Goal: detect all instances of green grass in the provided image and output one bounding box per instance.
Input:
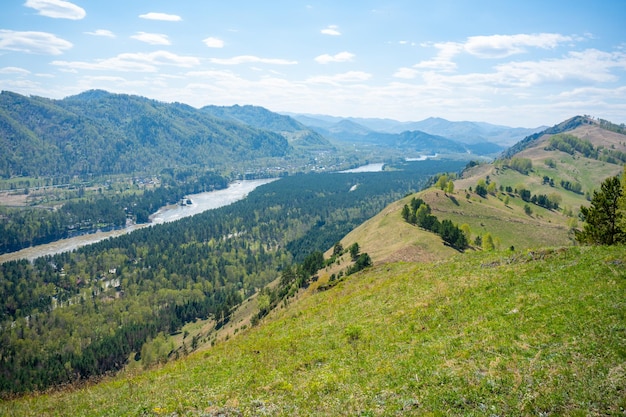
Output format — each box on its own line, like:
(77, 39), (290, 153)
(4, 245), (625, 416)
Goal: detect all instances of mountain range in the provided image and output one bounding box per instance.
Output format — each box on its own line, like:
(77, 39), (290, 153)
(287, 113), (545, 146)
(0, 91), (338, 179)
(0, 90), (550, 180)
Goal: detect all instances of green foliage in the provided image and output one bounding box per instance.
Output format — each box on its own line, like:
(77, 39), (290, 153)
(349, 242), (360, 261)
(547, 133), (597, 158)
(332, 242), (343, 256)
(506, 157), (533, 175)
(576, 175), (626, 245)
(285, 160), (467, 262)
(435, 174), (449, 190)
(524, 204), (533, 216)
(481, 232), (495, 251)
(346, 252), (372, 276)
(445, 180), (455, 194)
(560, 179), (583, 194)
(0, 90), (290, 179)
(403, 197), (468, 250)
(501, 115), (592, 159)
(545, 131), (626, 164)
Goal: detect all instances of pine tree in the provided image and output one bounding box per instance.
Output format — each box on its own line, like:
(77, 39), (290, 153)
(576, 175), (625, 245)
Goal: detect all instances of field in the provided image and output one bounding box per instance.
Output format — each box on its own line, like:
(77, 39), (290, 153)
(3, 245), (625, 416)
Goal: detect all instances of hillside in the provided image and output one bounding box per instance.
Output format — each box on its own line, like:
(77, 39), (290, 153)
(333, 183), (573, 268)
(0, 90), (292, 178)
(5, 245), (624, 416)
(458, 116), (626, 223)
(327, 113), (625, 287)
(201, 104), (334, 151)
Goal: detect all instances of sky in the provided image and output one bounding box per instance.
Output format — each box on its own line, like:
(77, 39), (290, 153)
(0, 0), (625, 127)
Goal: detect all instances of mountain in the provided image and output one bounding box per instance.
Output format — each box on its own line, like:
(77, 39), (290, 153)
(290, 114), (526, 157)
(290, 113), (543, 147)
(502, 115), (626, 159)
(201, 104), (335, 151)
(401, 117), (544, 146)
(0, 90), (291, 178)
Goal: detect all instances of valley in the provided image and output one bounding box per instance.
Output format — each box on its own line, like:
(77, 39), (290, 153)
(0, 178), (275, 263)
(0, 90), (625, 416)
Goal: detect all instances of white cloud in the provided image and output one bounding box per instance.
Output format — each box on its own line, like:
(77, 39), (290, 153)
(186, 70), (239, 80)
(203, 37), (224, 48)
(85, 29), (115, 38)
(558, 85), (626, 100)
(209, 55), (297, 65)
(321, 25), (341, 36)
(413, 41), (462, 73)
(314, 51), (355, 64)
(413, 33), (575, 75)
(131, 32), (171, 46)
(393, 67), (419, 79)
(24, 0), (85, 20)
(0, 66), (31, 75)
(139, 12), (182, 21)
(0, 30), (72, 55)
(52, 50), (200, 72)
(493, 49), (626, 86)
(464, 33), (573, 59)
(306, 71), (372, 85)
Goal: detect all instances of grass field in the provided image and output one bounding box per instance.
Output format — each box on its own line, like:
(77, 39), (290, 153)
(4, 245), (625, 416)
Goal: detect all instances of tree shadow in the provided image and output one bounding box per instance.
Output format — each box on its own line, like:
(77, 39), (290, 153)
(447, 195), (460, 206)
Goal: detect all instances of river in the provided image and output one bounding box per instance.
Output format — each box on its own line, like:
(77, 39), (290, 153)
(339, 163), (385, 173)
(0, 179), (276, 263)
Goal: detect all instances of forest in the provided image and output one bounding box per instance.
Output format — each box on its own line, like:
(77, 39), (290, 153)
(0, 91), (294, 178)
(0, 159), (467, 395)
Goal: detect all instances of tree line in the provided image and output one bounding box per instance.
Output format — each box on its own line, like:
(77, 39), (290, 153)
(401, 196), (468, 250)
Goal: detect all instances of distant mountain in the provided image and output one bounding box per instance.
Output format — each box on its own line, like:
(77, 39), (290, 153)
(289, 113), (543, 148)
(290, 114), (503, 157)
(201, 105), (334, 151)
(0, 90), (292, 178)
(400, 117), (544, 146)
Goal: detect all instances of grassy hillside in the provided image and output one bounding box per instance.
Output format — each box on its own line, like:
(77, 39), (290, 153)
(334, 118), (625, 261)
(334, 184), (573, 266)
(4, 245), (624, 416)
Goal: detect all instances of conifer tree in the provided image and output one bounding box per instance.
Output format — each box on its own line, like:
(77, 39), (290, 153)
(576, 175), (625, 245)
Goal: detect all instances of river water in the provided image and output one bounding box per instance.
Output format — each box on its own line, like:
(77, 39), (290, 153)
(339, 163), (385, 173)
(0, 179), (276, 263)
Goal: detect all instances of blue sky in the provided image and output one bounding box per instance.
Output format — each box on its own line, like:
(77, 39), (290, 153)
(0, 0), (625, 127)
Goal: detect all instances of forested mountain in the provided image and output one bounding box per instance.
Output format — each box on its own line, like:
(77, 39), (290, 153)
(289, 113), (541, 148)
(314, 126), (479, 155)
(0, 90), (291, 178)
(201, 104), (334, 151)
